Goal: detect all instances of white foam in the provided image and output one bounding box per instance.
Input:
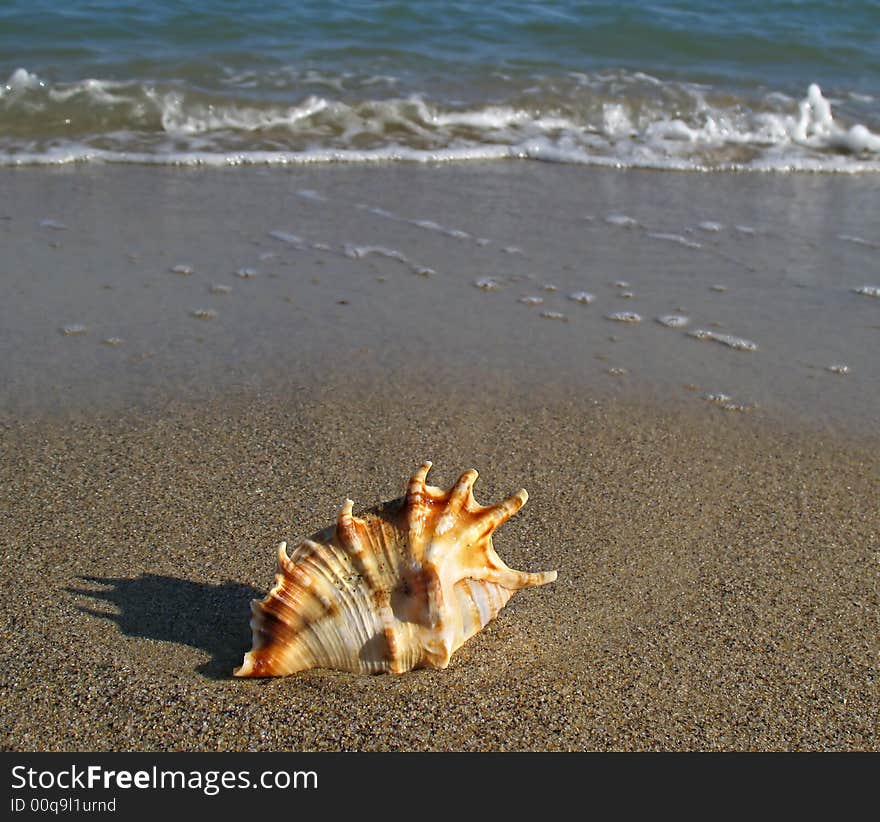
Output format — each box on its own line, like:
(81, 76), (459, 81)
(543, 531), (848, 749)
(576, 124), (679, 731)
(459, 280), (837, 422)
(703, 392), (755, 412)
(2, 68), (43, 94)
(39, 218), (67, 230)
(568, 291), (595, 304)
(605, 214), (638, 227)
(698, 221), (723, 232)
(605, 311), (642, 323)
(268, 231), (306, 248)
(297, 189), (327, 202)
(647, 232), (703, 249)
(540, 311), (567, 321)
(518, 296), (544, 305)
(656, 314), (690, 328)
(2, 80), (879, 173)
(343, 244), (408, 264)
(191, 308), (217, 319)
(236, 267), (258, 278)
(61, 323), (88, 335)
(689, 329), (758, 351)
(839, 235), (880, 249)
(410, 219), (471, 240)
(474, 277), (502, 291)
(827, 364), (850, 375)
(853, 285), (880, 298)
(170, 264), (194, 275)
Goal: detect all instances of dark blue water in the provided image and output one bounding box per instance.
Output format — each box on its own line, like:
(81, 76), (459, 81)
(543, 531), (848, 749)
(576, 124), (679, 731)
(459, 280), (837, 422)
(1, 1), (878, 169)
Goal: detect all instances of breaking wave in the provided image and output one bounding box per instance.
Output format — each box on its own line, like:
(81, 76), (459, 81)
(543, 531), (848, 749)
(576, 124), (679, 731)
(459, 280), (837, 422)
(1, 68), (878, 172)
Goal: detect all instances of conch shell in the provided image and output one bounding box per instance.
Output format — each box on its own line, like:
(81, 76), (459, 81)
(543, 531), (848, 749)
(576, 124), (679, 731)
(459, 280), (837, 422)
(234, 462), (557, 677)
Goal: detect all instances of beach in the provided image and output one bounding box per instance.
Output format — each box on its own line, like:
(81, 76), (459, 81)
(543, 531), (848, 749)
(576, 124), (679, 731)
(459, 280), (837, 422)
(1, 162), (878, 751)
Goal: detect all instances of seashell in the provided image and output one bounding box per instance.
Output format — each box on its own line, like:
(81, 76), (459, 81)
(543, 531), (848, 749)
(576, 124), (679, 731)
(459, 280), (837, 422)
(234, 462), (557, 677)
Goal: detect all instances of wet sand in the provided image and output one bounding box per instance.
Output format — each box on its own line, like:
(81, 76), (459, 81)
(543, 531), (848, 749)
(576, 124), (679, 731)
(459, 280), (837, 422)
(1, 163), (878, 428)
(1, 164), (878, 751)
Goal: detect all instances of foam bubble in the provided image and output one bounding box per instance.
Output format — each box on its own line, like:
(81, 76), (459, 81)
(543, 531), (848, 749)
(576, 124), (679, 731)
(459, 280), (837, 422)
(605, 214), (638, 227)
(343, 245), (409, 265)
(474, 277), (502, 291)
(568, 291), (595, 304)
(236, 267), (259, 278)
(647, 232), (702, 249)
(656, 314), (689, 328)
(827, 364), (850, 375)
(39, 219), (67, 230)
(540, 311), (567, 321)
(838, 235), (880, 248)
(297, 189), (327, 202)
(698, 221), (723, 232)
(853, 285), (880, 298)
(170, 264), (194, 275)
(518, 296), (544, 305)
(606, 311), (642, 323)
(689, 329), (758, 351)
(61, 323), (87, 335)
(3, 68), (43, 94)
(210, 284), (232, 295)
(703, 392), (755, 412)
(102, 337), (124, 346)
(191, 308), (217, 319)
(268, 231), (306, 248)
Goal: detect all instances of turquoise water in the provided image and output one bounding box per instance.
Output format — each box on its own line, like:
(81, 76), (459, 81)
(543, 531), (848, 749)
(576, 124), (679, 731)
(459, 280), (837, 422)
(1, 1), (878, 170)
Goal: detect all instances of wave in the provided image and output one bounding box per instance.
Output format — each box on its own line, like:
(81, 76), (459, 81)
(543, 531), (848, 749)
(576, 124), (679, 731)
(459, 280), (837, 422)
(1, 68), (879, 172)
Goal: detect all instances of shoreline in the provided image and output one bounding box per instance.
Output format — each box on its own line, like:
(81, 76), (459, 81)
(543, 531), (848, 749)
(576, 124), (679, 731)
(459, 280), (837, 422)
(1, 162), (878, 432)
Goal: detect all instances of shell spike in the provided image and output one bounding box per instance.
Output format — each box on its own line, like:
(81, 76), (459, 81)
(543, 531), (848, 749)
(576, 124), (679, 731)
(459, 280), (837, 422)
(479, 488), (528, 533)
(276, 541), (291, 572)
(482, 565), (558, 591)
(406, 460), (433, 500)
(448, 468), (479, 512)
(338, 498), (355, 519)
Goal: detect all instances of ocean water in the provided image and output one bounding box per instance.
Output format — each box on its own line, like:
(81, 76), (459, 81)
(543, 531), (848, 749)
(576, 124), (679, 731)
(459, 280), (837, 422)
(1, 0), (878, 171)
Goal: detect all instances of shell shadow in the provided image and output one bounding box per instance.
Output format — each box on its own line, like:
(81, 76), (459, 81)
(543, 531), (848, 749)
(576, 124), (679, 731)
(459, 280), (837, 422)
(68, 575), (262, 680)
